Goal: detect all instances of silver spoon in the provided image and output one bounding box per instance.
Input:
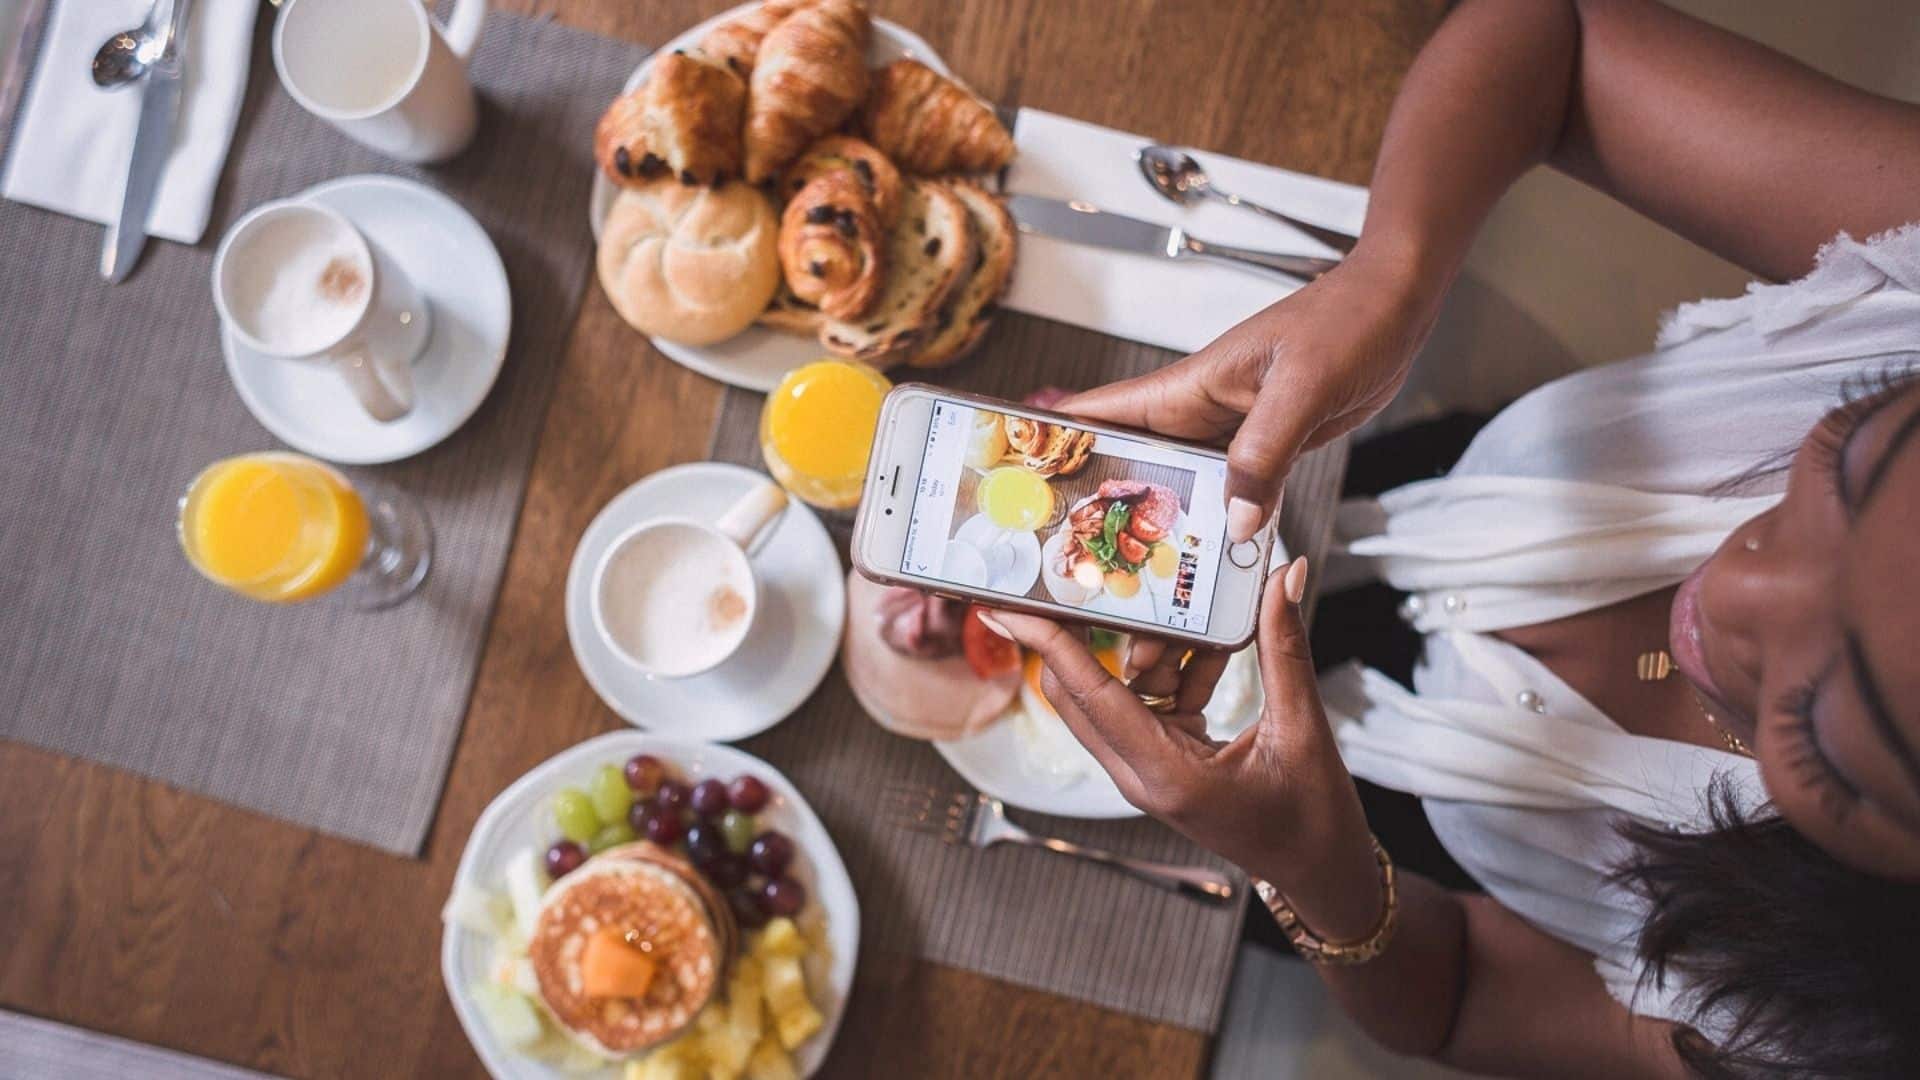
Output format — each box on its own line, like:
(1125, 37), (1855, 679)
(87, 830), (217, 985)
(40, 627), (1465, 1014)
(91, 0), (173, 89)
(1137, 144), (1358, 254)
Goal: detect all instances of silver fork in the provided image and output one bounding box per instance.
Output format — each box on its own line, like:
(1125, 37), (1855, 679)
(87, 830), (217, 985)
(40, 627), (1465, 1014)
(885, 785), (1236, 903)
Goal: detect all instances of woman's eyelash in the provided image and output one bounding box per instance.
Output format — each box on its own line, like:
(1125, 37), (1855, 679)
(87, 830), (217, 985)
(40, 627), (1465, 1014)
(1808, 366), (1920, 498)
(1777, 680), (1860, 822)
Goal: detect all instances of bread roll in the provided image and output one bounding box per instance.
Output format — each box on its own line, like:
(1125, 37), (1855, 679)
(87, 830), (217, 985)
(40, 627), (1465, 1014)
(598, 180), (780, 345)
(904, 180), (1017, 368)
(595, 50), (746, 188)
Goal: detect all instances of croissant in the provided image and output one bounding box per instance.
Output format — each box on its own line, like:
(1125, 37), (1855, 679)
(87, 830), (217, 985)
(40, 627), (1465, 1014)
(743, 0), (870, 184)
(595, 49), (746, 187)
(778, 135), (903, 227)
(863, 59), (1014, 175)
(700, 0), (817, 78)
(778, 172), (885, 320)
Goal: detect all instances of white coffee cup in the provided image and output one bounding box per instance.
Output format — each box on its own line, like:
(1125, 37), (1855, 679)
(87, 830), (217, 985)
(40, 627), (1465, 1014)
(212, 199), (432, 422)
(592, 482), (790, 679)
(273, 0), (488, 164)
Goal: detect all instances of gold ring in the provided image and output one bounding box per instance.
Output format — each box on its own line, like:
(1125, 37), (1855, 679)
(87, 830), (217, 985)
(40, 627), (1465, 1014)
(1134, 691), (1178, 714)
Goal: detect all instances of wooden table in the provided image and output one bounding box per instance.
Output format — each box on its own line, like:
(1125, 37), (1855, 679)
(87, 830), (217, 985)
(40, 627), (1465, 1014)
(0, 1), (1443, 1075)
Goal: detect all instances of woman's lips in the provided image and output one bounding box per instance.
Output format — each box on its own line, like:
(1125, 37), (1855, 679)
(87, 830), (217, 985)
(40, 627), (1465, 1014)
(1670, 568), (1730, 706)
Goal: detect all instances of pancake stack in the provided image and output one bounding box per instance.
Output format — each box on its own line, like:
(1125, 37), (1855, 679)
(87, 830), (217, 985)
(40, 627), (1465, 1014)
(528, 842), (738, 1058)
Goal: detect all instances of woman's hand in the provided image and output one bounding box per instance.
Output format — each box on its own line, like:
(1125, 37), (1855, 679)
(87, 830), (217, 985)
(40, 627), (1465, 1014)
(1062, 246), (1442, 543)
(984, 560), (1383, 935)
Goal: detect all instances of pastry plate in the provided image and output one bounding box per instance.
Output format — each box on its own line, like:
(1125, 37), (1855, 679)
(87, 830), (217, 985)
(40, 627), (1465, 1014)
(588, 4), (954, 393)
(442, 731), (858, 1079)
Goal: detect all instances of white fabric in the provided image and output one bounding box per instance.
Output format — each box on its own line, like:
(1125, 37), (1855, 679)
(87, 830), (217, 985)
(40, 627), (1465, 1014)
(3, 0), (260, 244)
(1325, 223), (1920, 1036)
(1002, 109), (1367, 354)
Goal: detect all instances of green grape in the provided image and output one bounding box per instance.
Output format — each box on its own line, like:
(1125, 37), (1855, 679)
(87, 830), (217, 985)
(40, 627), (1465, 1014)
(589, 763), (634, 823)
(588, 821), (636, 854)
(551, 788), (599, 843)
(718, 810), (757, 855)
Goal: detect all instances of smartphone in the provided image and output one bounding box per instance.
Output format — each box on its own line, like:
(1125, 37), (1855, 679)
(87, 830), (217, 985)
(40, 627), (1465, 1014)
(851, 384), (1273, 650)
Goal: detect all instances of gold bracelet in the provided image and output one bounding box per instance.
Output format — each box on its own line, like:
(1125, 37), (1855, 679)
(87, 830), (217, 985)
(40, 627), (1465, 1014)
(1251, 834), (1398, 965)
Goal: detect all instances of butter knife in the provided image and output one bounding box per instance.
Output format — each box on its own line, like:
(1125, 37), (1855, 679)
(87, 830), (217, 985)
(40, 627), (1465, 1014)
(1007, 193), (1341, 283)
(101, 0), (192, 283)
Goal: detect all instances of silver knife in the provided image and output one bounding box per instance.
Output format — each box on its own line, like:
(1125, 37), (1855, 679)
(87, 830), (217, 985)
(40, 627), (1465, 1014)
(1007, 193), (1341, 283)
(101, 0), (192, 283)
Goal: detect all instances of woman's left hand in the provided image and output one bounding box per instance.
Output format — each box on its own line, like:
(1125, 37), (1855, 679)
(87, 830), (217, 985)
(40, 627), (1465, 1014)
(984, 560), (1378, 906)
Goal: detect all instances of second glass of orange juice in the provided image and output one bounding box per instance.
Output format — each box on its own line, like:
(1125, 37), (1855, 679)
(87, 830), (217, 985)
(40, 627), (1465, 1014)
(759, 359), (891, 511)
(179, 452), (431, 609)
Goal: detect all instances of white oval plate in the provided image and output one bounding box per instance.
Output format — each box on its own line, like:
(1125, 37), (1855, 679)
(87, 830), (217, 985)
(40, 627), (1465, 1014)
(565, 463), (845, 742)
(225, 175), (512, 465)
(931, 537), (1285, 819)
(587, 5), (953, 393)
(442, 731), (859, 1080)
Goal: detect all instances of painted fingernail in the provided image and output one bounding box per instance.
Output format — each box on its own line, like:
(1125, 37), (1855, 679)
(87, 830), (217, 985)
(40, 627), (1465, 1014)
(1283, 556), (1309, 606)
(1227, 497), (1263, 544)
(976, 612), (1014, 640)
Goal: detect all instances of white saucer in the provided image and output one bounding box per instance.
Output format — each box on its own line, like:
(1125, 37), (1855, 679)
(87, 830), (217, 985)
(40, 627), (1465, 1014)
(223, 175), (512, 465)
(565, 463), (845, 741)
(952, 513), (1042, 595)
(587, 6), (953, 393)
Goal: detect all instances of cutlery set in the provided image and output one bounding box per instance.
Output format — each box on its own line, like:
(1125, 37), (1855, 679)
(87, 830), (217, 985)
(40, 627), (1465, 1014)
(96, 0), (193, 282)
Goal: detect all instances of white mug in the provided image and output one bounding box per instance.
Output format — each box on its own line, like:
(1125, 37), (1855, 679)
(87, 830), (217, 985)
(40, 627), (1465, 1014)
(273, 0), (488, 164)
(592, 483), (790, 679)
(212, 199), (432, 422)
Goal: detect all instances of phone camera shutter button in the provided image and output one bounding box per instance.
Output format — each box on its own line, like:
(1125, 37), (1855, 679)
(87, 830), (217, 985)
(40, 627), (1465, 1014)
(1228, 541), (1260, 569)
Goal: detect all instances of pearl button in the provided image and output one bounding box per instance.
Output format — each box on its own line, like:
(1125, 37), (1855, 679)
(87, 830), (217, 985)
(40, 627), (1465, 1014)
(1397, 594), (1426, 623)
(1443, 594), (1465, 614)
(1516, 690), (1546, 713)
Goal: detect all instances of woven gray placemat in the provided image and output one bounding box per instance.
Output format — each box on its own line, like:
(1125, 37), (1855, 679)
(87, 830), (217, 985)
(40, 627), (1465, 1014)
(0, 15), (643, 854)
(710, 313), (1347, 1033)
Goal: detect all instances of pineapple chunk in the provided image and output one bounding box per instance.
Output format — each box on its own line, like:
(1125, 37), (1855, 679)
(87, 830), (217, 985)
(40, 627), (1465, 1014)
(744, 1037), (799, 1080)
(772, 1000), (823, 1051)
(626, 1056), (701, 1080)
(753, 918), (808, 960)
(760, 956), (809, 1018)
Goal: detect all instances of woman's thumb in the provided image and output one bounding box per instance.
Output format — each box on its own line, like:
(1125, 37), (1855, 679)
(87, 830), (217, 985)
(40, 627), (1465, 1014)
(1256, 557), (1320, 717)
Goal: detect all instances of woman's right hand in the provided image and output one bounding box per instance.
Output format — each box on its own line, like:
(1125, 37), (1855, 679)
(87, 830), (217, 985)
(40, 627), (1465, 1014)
(1062, 244), (1442, 542)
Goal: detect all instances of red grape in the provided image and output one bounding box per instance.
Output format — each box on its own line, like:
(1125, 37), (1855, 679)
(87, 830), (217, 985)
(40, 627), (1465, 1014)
(689, 778), (731, 818)
(756, 876), (807, 917)
(544, 840), (586, 879)
(654, 779), (691, 813)
(747, 831), (795, 877)
(728, 887), (770, 929)
(684, 822), (726, 866)
(640, 806), (685, 846)
(727, 775), (770, 813)
(623, 754), (667, 796)
(703, 853), (749, 889)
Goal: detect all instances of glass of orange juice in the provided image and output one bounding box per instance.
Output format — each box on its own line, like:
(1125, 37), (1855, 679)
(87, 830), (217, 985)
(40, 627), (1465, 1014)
(759, 359), (891, 511)
(178, 452), (431, 609)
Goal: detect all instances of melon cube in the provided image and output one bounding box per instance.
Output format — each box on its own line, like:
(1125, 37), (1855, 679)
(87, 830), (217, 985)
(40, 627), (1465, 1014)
(753, 918), (808, 960)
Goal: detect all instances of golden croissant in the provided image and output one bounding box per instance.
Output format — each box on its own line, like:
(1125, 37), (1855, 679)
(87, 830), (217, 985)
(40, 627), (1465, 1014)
(863, 59), (1014, 175)
(743, 0), (871, 184)
(700, 0), (818, 79)
(778, 172), (885, 320)
(594, 49), (745, 187)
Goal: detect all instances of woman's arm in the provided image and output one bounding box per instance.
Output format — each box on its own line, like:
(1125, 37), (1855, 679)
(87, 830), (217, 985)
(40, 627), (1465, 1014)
(988, 569), (1690, 1077)
(1068, 0), (1920, 528)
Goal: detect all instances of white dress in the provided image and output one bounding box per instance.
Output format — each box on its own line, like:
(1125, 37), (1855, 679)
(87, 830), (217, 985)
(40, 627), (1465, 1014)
(1321, 223), (1920, 1038)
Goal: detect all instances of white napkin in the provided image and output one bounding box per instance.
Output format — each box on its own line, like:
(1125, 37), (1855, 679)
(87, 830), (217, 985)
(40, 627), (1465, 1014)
(3, 0), (260, 245)
(1002, 109), (1369, 355)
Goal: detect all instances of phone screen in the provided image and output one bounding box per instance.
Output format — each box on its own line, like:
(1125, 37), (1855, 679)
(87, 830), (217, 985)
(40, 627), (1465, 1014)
(900, 398), (1231, 635)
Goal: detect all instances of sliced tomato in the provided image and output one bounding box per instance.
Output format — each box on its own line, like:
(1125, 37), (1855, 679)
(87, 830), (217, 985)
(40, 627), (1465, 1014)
(961, 606), (1022, 679)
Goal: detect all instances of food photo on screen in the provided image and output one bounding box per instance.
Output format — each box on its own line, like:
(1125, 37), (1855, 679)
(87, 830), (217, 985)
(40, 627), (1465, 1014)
(900, 400), (1229, 635)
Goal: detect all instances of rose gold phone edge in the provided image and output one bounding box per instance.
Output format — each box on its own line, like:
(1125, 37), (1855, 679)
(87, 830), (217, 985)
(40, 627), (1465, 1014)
(850, 383), (1271, 652)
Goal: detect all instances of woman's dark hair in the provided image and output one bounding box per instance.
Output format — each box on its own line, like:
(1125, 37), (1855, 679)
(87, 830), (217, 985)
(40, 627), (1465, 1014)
(1613, 777), (1920, 1078)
